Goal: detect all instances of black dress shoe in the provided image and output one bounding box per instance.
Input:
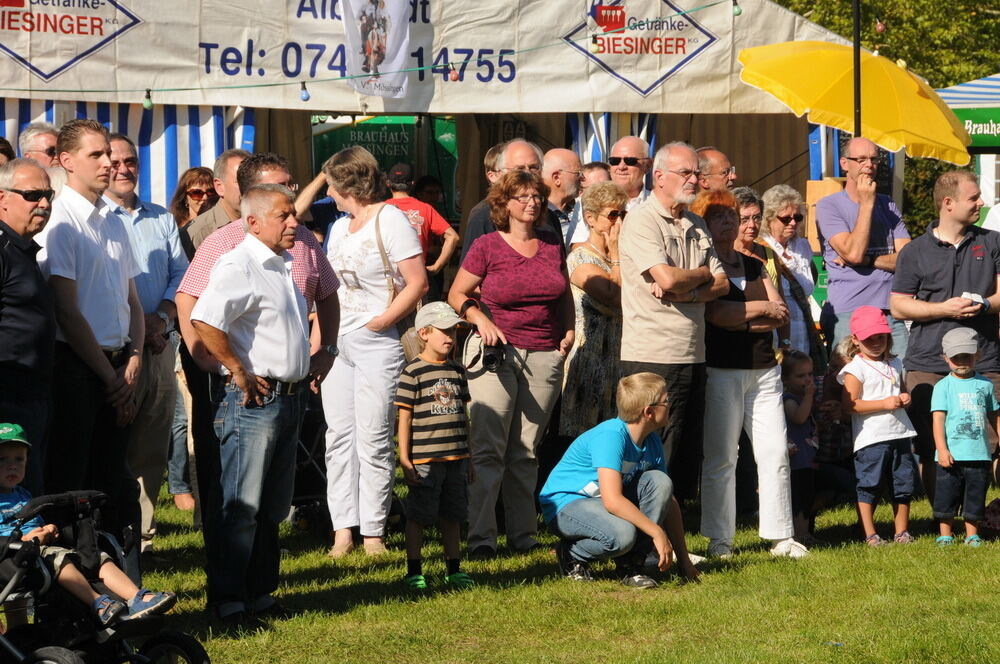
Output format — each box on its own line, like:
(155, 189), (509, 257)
(468, 544), (497, 559)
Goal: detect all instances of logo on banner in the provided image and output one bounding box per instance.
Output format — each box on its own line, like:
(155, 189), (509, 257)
(341, 0), (410, 99)
(564, 0), (717, 97)
(0, 0), (141, 81)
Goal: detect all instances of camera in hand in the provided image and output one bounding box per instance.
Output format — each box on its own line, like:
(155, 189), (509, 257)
(482, 343), (505, 373)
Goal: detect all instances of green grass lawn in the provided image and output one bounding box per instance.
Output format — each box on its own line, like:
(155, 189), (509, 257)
(144, 489), (1000, 664)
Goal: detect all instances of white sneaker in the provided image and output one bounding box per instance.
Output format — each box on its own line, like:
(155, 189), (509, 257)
(707, 539), (734, 559)
(770, 537), (809, 559)
(642, 551), (707, 569)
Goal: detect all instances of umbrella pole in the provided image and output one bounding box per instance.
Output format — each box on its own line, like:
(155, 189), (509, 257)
(852, 0), (862, 136)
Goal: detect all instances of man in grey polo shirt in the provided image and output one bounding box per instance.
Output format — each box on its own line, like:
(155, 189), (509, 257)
(890, 170), (998, 502)
(619, 141), (728, 502)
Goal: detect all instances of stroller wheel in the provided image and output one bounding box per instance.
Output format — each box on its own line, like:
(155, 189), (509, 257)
(138, 630), (210, 664)
(23, 647), (85, 664)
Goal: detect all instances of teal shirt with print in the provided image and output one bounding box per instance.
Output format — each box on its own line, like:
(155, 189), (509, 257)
(538, 418), (666, 523)
(930, 372), (1000, 461)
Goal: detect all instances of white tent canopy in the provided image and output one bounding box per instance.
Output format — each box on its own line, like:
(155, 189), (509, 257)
(0, 0), (847, 114)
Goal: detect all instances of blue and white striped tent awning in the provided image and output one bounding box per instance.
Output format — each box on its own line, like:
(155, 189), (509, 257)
(936, 74), (1000, 110)
(567, 113), (658, 163)
(1, 98), (257, 208)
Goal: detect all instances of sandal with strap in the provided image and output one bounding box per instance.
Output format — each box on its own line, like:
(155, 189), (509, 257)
(92, 593), (128, 626)
(936, 535), (954, 546)
(964, 534), (984, 547)
(864, 533), (883, 547)
(127, 588), (177, 620)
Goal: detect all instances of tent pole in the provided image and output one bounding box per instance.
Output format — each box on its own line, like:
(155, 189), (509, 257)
(852, 0), (862, 136)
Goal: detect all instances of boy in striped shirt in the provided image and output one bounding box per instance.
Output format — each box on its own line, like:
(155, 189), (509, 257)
(395, 301), (474, 590)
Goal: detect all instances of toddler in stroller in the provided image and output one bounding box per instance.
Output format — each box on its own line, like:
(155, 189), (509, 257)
(0, 423), (176, 627)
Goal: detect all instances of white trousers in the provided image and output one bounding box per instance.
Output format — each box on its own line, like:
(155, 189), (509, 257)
(322, 326), (404, 536)
(700, 365), (793, 541)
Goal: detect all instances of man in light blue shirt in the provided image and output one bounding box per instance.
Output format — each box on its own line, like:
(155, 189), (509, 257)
(104, 132), (188, 555)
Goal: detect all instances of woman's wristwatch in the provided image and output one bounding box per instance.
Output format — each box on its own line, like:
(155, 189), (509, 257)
(459, 298), (480, 320)
(324, 345), (339, 358)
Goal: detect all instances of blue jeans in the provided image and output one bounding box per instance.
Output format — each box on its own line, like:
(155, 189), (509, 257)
(552, 470), (672, 563)
(212, 381), (306, 606)
(825, 306), (909, 359)
(167, 383), (192, 495)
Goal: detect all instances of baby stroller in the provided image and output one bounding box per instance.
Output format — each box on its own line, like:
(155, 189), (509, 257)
(0, 490), (209, 664)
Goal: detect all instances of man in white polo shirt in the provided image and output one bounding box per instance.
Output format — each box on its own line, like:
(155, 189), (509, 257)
(36, 118), (144, 557)
(191, 184), (335, 628)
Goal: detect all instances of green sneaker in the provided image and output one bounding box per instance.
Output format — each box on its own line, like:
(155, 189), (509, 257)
(444, 572), (475, 589)
(404, 574), (428, 590)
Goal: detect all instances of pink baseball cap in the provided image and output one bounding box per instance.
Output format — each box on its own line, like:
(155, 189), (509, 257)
(850, 306), (891, 341)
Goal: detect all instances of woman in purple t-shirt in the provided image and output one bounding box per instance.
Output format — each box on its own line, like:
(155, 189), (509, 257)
(448, 170), (574, 557)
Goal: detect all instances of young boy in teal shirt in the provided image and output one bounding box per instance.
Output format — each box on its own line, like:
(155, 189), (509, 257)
(930, 328), (1000, 547)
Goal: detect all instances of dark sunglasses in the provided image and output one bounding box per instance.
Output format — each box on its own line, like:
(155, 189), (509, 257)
(776, 213), (804, 224)
(608, 156), (647, 167)
(28, 147), (58, 158)
(5, 188), (55, 202)
(602, 209), (627, 221)
(186, 188), (217, 200)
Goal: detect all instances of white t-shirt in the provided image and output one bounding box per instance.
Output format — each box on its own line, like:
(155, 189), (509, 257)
(837, 355), (916, 451)
(191, 234), (310, 383)
(36, 186), (139, 349)
(325, 205), (422, 335)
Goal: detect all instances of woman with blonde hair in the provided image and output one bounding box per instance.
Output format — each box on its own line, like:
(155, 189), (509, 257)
(322, 146), (427, 557)
(560, 181), (628, 437)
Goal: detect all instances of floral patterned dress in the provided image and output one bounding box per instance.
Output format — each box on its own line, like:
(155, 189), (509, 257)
(559, 246), (623, 437)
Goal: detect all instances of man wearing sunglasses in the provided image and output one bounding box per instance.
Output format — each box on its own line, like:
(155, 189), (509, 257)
(17, 123), (59, 168)
(103, 133), (190, 558)
(0, 159), (56, 496)
(35, 119), (145, 564)
(696, 147), (737, 192)
(816, 137), (911, 354)
(608, 136), (653, 210)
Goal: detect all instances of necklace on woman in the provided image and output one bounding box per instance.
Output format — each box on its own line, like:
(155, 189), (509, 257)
(585, 241), (611, 264)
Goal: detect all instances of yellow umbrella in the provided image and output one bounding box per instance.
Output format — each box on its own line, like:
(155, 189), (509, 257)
(738, 41), (971, 166)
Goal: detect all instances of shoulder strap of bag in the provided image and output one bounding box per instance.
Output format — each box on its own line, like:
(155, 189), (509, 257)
(372, 206), (395, 307)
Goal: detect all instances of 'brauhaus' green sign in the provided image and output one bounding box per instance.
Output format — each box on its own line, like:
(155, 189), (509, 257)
(953, 108), (1000, 149)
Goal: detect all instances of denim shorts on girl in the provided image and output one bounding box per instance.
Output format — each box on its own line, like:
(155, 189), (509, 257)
(854, 438), (917, 504)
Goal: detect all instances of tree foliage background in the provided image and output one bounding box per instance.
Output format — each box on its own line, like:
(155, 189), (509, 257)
(774, 0), (1000, 236)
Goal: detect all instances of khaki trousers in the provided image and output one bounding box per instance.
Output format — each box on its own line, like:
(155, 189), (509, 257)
(464, 336), (564, 551)
(127, 344), (177, 549)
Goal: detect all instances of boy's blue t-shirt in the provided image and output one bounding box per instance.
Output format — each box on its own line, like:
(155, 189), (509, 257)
(0, 487), (44, 537)
(930, 372), (1000, 461)
(539, 418), (666, 523)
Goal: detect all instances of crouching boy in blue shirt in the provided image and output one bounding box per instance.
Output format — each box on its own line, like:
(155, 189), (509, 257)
(539, 373), (699, 588)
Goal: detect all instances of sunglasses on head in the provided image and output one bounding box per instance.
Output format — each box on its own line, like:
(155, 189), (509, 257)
(602, 209), (627, 221)
(776, 213), (804, 224)
(186, 188), (216, 200)
(5, 188), (55, 203)
(608, 156), (646, 167)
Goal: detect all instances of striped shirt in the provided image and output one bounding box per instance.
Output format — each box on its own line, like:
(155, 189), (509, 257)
(395, 358), (470, 464)
(177, 220), (338, 309)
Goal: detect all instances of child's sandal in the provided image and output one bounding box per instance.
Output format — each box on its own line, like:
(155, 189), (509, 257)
(936, 535), (954, 546)
(126, 588), (177, 620)
(864, 533), (883, 547)
(964, 534), (984, 547)
(92, 593), (128, 626)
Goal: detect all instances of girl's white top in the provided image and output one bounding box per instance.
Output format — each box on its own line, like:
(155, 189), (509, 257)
(837, 355), (916, 451)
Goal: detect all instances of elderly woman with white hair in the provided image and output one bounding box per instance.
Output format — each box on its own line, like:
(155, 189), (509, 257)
(760, 184), (818, 357)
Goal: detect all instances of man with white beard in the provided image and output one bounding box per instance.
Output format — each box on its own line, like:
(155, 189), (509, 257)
(618, 141), (728, 504)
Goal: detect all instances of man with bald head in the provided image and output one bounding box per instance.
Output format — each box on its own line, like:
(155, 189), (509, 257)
(542, 148), (582, 249)
(459, 138), (561, 261)
(609, 136), (652, 210)
(817, 137), (911, 352)
(0, 159), (56, 493)
(619, 141), (729, 502)
(697, 147), (737, 191)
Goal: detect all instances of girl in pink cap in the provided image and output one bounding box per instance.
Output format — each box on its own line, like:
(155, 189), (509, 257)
(837, 305), (918, 546)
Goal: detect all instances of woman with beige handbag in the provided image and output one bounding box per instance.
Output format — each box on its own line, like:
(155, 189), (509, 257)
(321, 147), (427, 557)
